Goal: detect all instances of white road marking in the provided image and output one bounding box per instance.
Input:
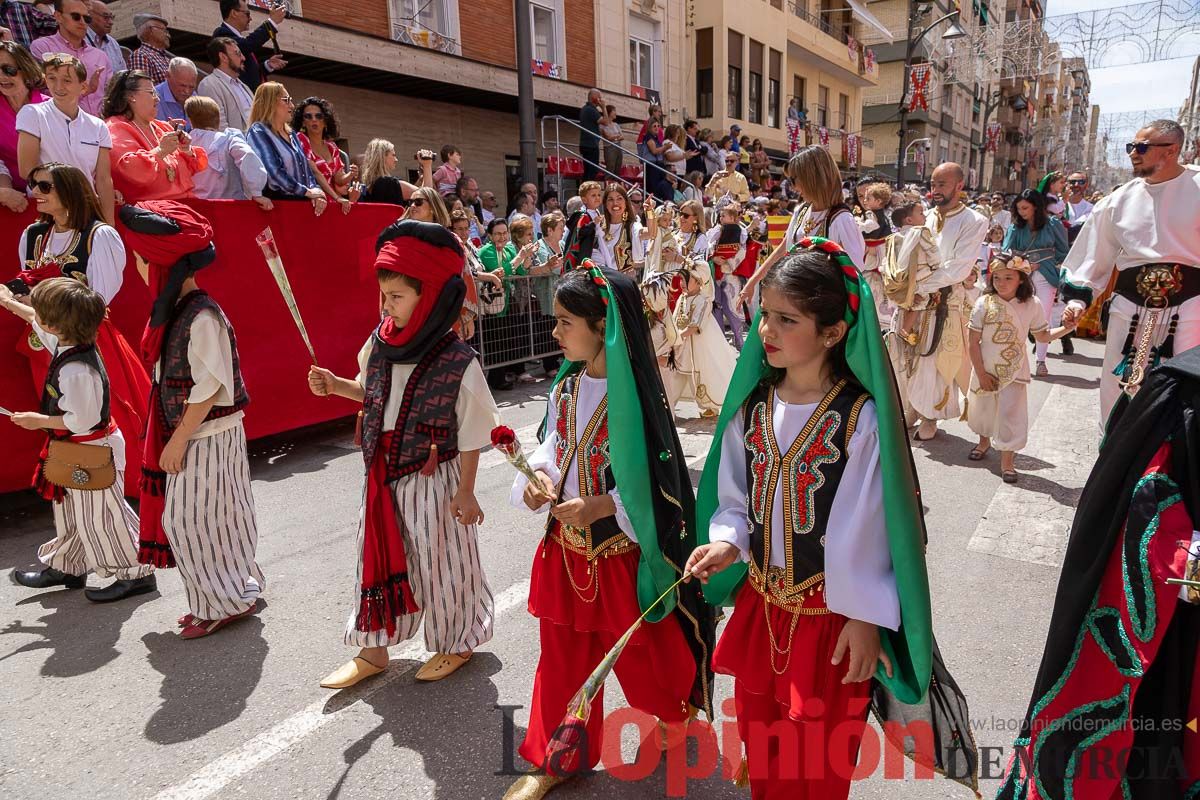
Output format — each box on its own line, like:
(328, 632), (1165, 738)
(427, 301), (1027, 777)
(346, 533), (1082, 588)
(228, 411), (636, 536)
(154, 580), (531, 800)
(966, 382), (1100, 566)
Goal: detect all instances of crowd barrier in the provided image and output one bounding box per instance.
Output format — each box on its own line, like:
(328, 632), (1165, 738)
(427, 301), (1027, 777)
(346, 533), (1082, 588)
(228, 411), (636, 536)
(0, 199), (406, 495)
(470, 273), (562, 373)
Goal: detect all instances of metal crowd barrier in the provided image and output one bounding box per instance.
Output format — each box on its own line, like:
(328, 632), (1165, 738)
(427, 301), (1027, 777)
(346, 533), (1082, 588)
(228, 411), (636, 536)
(468, 273), (564, 372)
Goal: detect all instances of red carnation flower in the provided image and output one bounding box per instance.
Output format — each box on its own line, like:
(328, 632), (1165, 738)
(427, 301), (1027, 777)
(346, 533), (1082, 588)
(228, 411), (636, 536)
(491, 425), (516, 448)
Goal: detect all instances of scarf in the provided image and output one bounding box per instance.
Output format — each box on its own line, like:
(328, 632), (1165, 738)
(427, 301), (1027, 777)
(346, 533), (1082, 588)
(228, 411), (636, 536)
(355, 220), (467, 635)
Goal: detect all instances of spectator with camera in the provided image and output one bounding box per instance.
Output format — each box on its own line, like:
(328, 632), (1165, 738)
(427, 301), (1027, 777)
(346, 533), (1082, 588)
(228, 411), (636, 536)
(216, 0), (287, 91)
(357, 138), (434, 205)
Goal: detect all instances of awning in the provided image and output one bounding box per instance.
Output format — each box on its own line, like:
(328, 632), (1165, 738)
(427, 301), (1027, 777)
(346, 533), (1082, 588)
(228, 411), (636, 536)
(846, 0), (895, 43)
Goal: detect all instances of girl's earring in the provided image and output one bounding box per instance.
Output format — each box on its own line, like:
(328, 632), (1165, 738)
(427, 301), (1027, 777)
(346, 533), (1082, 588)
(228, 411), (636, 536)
(622, 211), (628, 222)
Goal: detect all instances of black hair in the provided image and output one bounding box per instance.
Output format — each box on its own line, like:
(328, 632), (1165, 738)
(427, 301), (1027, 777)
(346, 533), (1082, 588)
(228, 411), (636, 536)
(984, 256), (1035, 301)
(760, 249), (854, 384)
(891, 202), (919, 229)
(101, 70), (153, 120)
(291, 96), (339, 140)
(553, 269), (606, 333)
(855, 174), (881, 188)
(539, 189), (558, 205)
(454, 174), (475, 194)
(219, 0), (243, 20)
(377, 270), (423, 293)
(207, 36), (238, 68)
(1011, 189), (1047, 231)
(486, 217), (508, 235)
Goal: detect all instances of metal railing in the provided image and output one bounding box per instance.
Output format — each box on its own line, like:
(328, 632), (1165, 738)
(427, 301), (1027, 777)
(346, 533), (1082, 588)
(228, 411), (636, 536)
(788, 2), (851, 44)
(539, 115), (679, 202)
(468, 273), (562, 372)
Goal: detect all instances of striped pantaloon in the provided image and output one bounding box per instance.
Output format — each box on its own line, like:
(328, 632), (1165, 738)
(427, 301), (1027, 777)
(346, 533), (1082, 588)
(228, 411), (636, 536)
(38, 471), (153, 581)
(163, 424), (265, 620)
(344, 458), (495, 651)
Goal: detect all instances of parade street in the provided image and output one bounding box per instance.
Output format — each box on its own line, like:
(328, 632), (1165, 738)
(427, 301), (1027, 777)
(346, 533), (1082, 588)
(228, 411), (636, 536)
(0, 339), (1102, 800)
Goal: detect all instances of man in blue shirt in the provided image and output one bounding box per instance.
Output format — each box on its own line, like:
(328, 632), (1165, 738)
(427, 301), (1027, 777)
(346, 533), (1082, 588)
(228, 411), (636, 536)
(154, 57), (198, 130)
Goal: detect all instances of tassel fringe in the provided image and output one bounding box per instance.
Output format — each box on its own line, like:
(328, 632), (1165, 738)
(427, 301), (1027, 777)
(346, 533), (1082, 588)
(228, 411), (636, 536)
(355, 571), (419, 634)
(420, 443), (439, 476)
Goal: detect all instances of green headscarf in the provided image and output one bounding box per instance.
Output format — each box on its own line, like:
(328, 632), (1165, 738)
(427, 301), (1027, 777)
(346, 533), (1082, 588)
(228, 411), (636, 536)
(694, 236), (933, 705)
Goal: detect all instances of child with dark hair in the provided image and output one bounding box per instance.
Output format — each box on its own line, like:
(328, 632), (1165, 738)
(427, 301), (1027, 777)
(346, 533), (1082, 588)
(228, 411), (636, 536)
(0, 277), (156, 602)
(505, 265), (716, 800)
(433, 144), (463, 197)
(688, 238), (974, 799)
(309, 220), (500, 689)
(966, 253), (1075, 483)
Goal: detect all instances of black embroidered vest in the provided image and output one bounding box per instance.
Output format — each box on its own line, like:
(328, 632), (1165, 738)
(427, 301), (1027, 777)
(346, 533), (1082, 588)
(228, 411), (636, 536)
(361, 332), (476, 482)
(741, 380), (867, 597)
(545, 374), (633, 560)
(18, 221), (102, 285)
(157, 291), (250, 432)
(41, 344), (110, 430)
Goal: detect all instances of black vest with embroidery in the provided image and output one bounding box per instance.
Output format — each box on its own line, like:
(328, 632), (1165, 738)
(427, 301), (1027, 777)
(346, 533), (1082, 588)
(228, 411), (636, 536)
(545, 373), (630, 558)
(741, 380), (867, 595)
(20, 220), (101, 284)
(157, 291), (250, 432)
(361, 332), (476, 482)
(40, 344), (110, 430)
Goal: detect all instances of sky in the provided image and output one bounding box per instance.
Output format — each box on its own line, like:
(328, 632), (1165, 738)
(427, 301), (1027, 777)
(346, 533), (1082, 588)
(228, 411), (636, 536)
(1044, 0), (1196, 116)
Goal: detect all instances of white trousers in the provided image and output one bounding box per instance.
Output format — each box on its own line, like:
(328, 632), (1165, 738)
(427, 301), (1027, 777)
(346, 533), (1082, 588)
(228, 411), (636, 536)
(967, 382), (1029, 452)
(163, 424), (265, 620)
(344, 458), (495, 652)
(39, 471), (153, 581)
(1031, 272), (1064, 363)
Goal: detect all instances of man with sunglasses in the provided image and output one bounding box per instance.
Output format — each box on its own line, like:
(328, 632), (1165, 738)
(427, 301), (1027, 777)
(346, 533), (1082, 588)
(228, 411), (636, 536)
(216, 0), (288, 92)
(85, 1), (125, 76)
(1061, 119), (1200, 424)
(1061, 172), (1092, 238)
(29, 0), (108, 116)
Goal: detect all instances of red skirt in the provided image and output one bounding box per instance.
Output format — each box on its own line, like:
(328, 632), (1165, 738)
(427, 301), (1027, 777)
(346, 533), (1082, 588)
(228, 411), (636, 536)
(713, 581), (871, 800)
(19, 317), (150, 497)
(520, 527), (696, 774)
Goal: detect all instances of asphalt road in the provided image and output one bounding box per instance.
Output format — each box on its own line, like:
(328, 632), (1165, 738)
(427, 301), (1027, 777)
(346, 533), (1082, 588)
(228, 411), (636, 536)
(0, 338), (1105, 800)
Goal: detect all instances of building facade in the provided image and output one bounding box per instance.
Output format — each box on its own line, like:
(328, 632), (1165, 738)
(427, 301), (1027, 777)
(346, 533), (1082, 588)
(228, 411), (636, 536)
(115, 0), (685, 199)
(685, 0), (880, 178)
(1181, 56), (1200, 164)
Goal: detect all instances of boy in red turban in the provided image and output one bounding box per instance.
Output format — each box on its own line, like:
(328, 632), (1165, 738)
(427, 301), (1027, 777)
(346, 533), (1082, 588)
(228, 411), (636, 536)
(123, 201), (265, 639)
(309, 220), (500, 689)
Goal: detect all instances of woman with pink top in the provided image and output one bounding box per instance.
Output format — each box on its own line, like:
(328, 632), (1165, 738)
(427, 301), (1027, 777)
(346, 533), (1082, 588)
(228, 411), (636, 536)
(293, 96), (358, 200)
(103, 70), (208, 202)
(0, 42), (45, 192)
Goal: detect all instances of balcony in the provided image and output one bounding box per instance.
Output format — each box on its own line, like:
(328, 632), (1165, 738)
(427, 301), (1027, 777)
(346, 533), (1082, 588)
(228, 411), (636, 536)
(786, 3), (879, 87)
(391, 22), (461, 55)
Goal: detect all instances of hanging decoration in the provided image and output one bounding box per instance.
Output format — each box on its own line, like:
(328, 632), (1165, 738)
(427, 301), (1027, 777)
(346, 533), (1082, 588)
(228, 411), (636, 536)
(846, 134), (860, 168)
(847, 36), (858, 65)
(818, 126), (829, 149)
(908, 64), (931, 112)
(865, 49), (877, 74)
(914, 143), (927, 178)
(786, 117), (802, 156)
(985, 121), (1002, 152)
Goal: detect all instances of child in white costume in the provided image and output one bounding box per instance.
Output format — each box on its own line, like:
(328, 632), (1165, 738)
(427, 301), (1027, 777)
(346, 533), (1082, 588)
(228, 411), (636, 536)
(671, 258), (738, 418)
(966, 254), (1073, 483)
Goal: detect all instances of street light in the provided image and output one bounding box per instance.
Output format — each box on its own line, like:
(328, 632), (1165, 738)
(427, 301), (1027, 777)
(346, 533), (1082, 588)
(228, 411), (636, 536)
(894, 4), (968, 188)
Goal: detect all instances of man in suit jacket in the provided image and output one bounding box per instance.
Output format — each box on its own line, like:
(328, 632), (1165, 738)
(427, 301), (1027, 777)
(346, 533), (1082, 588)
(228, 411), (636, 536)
(214, 0), (287, 91)
(195, 37), (255, 130)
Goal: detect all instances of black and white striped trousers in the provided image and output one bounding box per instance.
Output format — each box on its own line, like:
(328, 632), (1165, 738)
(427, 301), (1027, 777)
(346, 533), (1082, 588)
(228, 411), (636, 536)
(39, 471), (153, 581)
(344, 458), (495, 651)
(163, 424), (265, 620)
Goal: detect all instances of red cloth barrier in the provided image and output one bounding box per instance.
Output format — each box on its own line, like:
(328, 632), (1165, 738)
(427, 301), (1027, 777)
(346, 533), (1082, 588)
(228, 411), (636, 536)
(0, 199), (402, 494)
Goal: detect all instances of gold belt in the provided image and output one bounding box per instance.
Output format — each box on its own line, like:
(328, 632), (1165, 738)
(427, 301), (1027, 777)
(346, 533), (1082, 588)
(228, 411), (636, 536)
(550, 524), (638, 562)
(748, 562), (829, 616)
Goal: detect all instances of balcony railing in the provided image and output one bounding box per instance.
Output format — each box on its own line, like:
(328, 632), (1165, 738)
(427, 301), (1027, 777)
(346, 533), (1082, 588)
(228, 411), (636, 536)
(391, 22), (461, 55)
(788, 2), (851, 45)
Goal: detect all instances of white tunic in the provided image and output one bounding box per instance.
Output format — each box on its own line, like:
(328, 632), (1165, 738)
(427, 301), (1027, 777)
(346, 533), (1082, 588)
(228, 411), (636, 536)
(18, 225), (127, 304)
(592, 218), (645, 271)
(33, 323), (127, 470)
(782, 205), (867, 271)
(708, 396), (900, 631)
(152, 309), (244, 440)
(924, 204), (990, 291)
(508, 373), (636, 539)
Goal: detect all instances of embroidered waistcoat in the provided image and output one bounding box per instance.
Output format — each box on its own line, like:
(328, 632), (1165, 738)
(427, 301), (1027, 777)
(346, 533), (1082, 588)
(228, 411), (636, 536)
(741, 379), (867, 599)
(361, 333), (476, 482)
(157, 291), (250, 432)
(546, 374), (633, 559)
(41, 344), (110, 430)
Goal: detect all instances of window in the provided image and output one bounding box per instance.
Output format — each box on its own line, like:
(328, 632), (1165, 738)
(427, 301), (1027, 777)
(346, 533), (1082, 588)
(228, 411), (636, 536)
(728, 30), (744, 120)
(838, 92), (849, 130)
(696, 27), (713, 118)
(818, 84), (829, 127)
(389, 0), (461, 54)
(629, 15), (659, 91)
(793, 75), (807, 113)
(768, 49), (781, 128)
(530, 2), (557, 65)
(748, 40), (763, 125)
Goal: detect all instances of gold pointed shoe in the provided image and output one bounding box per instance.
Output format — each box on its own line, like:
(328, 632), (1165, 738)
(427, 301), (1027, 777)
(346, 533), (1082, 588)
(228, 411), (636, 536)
(414, 652), (471, 682)
(320, 656), (387, 689)
(501, 772), (567, 800)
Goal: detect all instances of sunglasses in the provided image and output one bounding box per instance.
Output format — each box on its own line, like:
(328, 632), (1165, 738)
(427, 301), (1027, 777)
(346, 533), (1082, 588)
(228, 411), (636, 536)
(30, 179), (54, 194)
(0, 64), (18, 77)
(410, 198), (427, 207)
(66, 11), (92, 23)
(1066, 179), (1086, 185)
(303, 112), (324, 120)
(1125, 141), (1172, 155)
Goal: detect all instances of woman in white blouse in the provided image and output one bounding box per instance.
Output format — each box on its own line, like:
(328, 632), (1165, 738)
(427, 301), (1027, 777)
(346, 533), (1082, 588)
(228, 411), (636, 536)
(736, 145), (865, 308)
(592, 185), (653, 275)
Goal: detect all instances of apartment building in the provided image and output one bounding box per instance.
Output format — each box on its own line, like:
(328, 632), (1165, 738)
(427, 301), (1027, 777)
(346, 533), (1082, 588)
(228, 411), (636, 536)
(115, 0), (685, 197)
(1181, 56), (1200, 163)
(686, 0), (882, 177)
(858, 0), (992, 188)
